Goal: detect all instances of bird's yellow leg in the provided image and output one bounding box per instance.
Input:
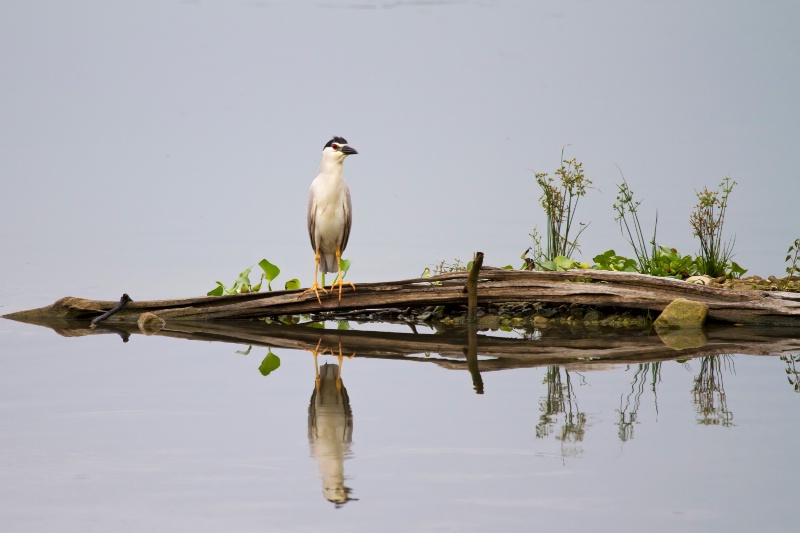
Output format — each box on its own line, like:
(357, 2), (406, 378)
(332, 247), (356, 301)
(299, 250), (328, 305)
(313, 341), (321, 392)
(335, 342), (356, 392)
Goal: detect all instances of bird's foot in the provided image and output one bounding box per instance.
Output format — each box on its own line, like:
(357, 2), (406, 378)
(299, 282), (329, 305)
(331, 277), (356, 301)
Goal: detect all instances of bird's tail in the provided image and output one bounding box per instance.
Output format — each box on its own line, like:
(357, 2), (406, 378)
(319, 253), (339, 274)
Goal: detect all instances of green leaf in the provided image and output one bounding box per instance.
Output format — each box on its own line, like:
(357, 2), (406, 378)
(258, 259), (280, 291)
(421, 267), (432, 278)
(258, 350), (281, 376)
(236, 345), (252, 355)
(307, 322), (325, 329)
(502, 265), (514, 270)
(235, 267), (253, 287)
(554, 256), (576, 270)
(539, 260), (557, 271)
(339, 258), (352, 278)
(729, 261), (748, 278)
(284, 278), (301, 291)
(337, 321), (351, 330)
(207, 282), (226, 296)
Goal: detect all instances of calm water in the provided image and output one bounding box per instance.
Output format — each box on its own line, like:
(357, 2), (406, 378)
(2, 1), (799, 531)
(1, 318), (799, 532)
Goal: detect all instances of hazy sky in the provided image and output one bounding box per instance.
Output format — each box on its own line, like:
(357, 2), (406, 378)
(2, 0), (799, 308)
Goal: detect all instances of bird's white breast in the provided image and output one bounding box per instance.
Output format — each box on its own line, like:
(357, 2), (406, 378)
(310, 175), (349, 247)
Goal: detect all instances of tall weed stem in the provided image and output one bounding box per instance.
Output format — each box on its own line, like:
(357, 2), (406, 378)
(534, 150), (592, 262)
(690, 177), (737, 277)
(612, 173), (659, 274)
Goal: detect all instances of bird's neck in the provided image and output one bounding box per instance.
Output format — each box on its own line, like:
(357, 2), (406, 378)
(318, 158), (344, 180)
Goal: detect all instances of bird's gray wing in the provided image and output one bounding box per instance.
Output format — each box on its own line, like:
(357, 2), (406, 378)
(307, 186), (317, 252)
(340, 184), (352, 253)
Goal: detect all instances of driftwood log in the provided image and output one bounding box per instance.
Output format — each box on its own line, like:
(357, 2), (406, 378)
(5, 268), (800, 326)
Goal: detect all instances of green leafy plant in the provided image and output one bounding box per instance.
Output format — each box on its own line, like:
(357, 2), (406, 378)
(432, 259), (471, 275)
(690, 177), (738, 277)
(649, 246), (701, 279)
(208, 258), (288, 296)
(258, 259), (280, 291)
(593, 246), (707, 279)
(538, 255), (589, 271)
(208, 266), (255, 296)
(785, 238), (800, 280)
(521, 227), (545, 270)
(532, 151), (592, 263)
(612, 174), (660, 275)
(592, 250), (638, 272)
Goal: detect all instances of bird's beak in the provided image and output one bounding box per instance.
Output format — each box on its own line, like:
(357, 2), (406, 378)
(341, 145), (358, 155)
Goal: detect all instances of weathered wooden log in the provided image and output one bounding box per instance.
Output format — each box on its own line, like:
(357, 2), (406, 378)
(4, 268), (800, 326)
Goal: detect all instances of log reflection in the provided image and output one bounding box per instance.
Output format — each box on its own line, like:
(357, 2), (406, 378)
(463, 322), (484, 394)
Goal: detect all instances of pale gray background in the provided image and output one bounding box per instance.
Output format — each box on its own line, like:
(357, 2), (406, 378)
(2, 0), (798, 312)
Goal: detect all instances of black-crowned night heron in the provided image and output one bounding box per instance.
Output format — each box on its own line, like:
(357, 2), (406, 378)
(301, 136), (358, 304)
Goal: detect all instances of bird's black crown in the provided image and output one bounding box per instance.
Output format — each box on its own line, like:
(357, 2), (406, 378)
(324, 136), (348, 149)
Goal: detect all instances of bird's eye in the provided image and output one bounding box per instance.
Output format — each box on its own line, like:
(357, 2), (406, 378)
(331, 143), (340, 151)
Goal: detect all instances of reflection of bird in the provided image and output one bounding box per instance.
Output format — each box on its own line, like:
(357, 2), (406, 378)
(301, 136), (358, 304)
(308, 357), (355, 507)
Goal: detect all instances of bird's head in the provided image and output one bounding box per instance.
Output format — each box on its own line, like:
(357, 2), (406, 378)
(322, 136), (358, 163)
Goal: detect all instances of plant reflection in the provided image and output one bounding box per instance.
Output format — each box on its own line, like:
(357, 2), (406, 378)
(617, 362), (662, 442)
(535, 366), (587, 456)
(692, 355), (735, 426)
(780, 354), (800, 393)
(307, 342), (357, 507)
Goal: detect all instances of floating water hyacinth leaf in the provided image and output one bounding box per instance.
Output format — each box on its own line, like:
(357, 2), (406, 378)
(207, 282), (226, 296)
(258, 259), (280, 291)
(285, 278), (301, 290)
(258, 350), (281, 376)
